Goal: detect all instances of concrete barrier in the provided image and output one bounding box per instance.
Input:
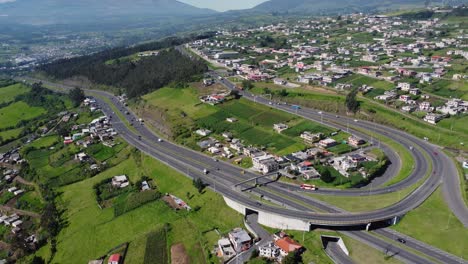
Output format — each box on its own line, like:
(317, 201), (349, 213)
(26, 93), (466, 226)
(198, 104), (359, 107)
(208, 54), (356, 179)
(224, 196), (310, 231)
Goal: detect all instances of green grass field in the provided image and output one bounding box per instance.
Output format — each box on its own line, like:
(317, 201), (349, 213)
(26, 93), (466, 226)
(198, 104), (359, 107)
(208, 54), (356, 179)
(392, 189), (468, 259)
(41, 152), (243, 263)
(0, 101), (46, 129)
(0, 83), (30, 104)
(308, 184), (417, 212)
(29, 135), (60, 149)
(0, 128), (23, 142)
(337, 74), (394, 90)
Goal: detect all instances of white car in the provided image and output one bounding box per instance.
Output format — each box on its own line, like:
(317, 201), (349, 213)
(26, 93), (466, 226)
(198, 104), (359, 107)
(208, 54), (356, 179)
(158, 138), (163, 142)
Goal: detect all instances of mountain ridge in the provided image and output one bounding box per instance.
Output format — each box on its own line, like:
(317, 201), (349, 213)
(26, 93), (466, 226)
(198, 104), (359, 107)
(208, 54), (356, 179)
(0, 0), (217, 25)
(250, 0), (458, 14)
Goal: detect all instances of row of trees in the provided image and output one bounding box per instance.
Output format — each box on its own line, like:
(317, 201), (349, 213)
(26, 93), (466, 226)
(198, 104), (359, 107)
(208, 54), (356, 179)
(40, 36), (212, 98)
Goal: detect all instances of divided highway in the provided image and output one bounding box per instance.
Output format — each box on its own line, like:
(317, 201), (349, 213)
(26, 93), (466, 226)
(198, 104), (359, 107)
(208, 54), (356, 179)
(22, 77), (468, 264)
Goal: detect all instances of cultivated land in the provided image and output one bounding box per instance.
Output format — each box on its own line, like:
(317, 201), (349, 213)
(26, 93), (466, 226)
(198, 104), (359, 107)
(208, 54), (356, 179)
(40, 151), (245, 263)
(139, 85), (353, 157)
(0, 101), (46, 129)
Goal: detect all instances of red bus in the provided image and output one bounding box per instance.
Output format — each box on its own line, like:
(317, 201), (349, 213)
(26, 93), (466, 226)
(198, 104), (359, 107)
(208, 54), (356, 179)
(300, 184), (317, 190)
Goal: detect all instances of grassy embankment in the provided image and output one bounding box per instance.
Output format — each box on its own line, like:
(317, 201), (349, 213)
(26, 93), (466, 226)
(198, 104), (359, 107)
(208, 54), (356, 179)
(35, 153), (244, 263)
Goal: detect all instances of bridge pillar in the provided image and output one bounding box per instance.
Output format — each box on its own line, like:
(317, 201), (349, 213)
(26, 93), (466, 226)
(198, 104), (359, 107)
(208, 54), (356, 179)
(255, 178), (258, 186)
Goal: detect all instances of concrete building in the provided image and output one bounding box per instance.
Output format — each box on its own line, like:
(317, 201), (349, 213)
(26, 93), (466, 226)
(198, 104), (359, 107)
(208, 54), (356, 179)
(259, 242), (280, 259)
(318, 138), (338, 148)
(300, 132), (323, 144)
(217, 238), (236, 259)
(253, 155), (279, 174)
(273, 123), (289, 133)
(228, 228), (252, 253)
(423, 113), (445, 124)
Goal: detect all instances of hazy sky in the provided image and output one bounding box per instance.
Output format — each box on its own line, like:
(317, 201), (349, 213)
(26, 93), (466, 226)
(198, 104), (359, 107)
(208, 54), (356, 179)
(179, 0), (267, 11)
(0, 0), (267, 11)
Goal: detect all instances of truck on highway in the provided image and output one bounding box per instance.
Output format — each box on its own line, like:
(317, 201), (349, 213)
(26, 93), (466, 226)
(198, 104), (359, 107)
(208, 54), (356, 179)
(300, 184), (317, 190)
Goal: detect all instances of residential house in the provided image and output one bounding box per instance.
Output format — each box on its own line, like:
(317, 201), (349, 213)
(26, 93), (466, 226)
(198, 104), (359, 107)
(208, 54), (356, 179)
(112, 175), (129, 188)
(217, 238), (236, 259)
(402, 105), (416, 112)
(274, 78), (287, 85)
(300, 132), (323, 144)
(274, 236), (303, 257)
(399, 95), (411, 103)
(318, 138), (338, 148)
(348, 136), (365, 147)
(409, 88), (421, 95)
(108, 254), (120, 264)
(195, 129), (212, 137)
(253, 155), (279, 174)
(228, 228), (252, 253)
(419, 102), (433, 112)
(259, 242), (281, 259)
(273, 123), (289, 133)
(423, 113), (445, 124)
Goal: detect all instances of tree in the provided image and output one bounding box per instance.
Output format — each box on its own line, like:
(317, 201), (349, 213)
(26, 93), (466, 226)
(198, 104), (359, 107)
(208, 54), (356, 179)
(345, 88), (360, 113)
(192, 178), (205, 194)
(282, 251), (303, 264)
(320, 168), (334, 183)
(31, 256), (46, 264)
(278, 89), (289, 97)
(69, 87), (85, 107)
(242, 80), (254, 90)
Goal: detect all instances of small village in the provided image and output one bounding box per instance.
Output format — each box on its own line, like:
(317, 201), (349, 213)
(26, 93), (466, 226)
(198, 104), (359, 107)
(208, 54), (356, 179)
(189, 6), (467, 127)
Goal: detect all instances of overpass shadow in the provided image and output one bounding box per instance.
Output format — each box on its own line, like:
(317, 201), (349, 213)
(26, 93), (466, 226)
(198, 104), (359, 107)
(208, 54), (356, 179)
(311, 219), (395, 232)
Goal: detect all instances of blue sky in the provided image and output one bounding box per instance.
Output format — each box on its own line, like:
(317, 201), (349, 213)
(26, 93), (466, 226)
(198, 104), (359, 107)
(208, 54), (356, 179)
(179, 0), (267, 11)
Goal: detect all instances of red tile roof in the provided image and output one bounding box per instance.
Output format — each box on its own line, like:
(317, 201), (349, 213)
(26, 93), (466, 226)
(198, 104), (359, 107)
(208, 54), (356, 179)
(108, 254), (120, 263)
(275, 237), (302, 253)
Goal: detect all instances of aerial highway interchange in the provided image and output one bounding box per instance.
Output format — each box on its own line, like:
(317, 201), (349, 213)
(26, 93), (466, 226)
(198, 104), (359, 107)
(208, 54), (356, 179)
(24, 75), (468, 264)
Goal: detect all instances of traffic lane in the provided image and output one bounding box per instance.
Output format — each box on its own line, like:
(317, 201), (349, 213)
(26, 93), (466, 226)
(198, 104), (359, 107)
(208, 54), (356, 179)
(344, 230), (432, 264)
(374, 229), (468, 264)
(325, 242), (355, 264)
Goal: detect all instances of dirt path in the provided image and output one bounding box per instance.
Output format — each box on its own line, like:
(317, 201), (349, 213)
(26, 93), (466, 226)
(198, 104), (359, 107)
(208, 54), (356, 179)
(0, 205), (40, 218)
(13, 176), (35, 186)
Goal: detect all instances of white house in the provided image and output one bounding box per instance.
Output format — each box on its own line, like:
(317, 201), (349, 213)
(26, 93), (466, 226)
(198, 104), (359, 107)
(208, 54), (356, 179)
(252, 155), (279, 174)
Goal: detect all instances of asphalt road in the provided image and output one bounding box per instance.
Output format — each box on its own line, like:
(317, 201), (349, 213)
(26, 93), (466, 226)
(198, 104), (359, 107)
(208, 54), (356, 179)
(20, 77), (468, 264)
(325, 241), (355, 264)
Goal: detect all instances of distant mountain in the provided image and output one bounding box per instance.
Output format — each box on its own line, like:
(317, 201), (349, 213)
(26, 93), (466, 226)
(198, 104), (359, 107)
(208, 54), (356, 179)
(251, 0), (452, 14)
(0, 0), (217, 25)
